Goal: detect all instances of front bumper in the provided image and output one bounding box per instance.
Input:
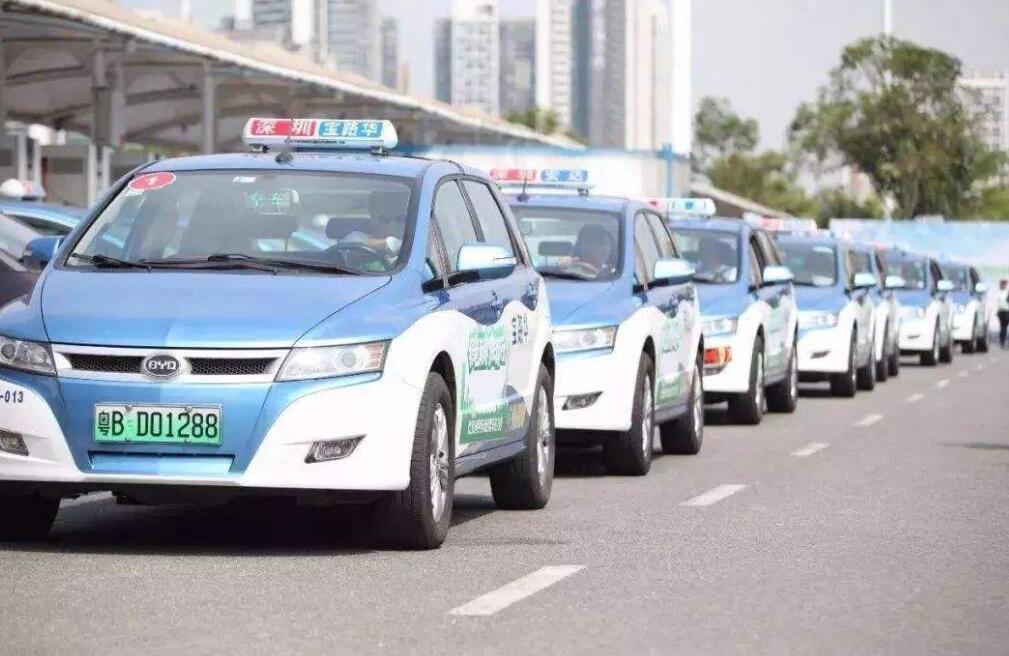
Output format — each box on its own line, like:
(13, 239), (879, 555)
(899, 317), (934, 352)
(952, 311), (976, 342)
(702, 331), (752, 395)
(796, 325), (850, 374)
(0, 369), (422, 492)
(554, 348), (635, 432)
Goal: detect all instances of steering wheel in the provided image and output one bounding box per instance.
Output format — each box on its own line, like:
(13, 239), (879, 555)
(569, 259), (600, 278)
(325, 242), (388, 271)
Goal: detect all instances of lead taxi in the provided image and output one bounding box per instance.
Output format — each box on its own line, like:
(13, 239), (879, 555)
(0, 119), (556, 549)
(498, 170), (703, 476)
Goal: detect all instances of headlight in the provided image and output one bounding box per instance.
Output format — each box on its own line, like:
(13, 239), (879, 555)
(0, 335), (55, 375)
(702, 316), (738, 336)
(798, 311), (838, 330)
(553, 326), (617, 353)
(901, 306), (926, 320)
(276, 341), (388, 382)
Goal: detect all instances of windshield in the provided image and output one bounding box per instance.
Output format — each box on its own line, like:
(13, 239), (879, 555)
(67, 171), (415, 274)
(670, 228), (739, 284)
(777, 241), (838, 287)
(939, 265), (969, 291)
(892, 259), (928, 290)
(511, 206), (621, 281)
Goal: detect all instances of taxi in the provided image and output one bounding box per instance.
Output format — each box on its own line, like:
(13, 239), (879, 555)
(881, 249), (955, 366)
(667, 202), (798, 425)
(939, 260), (990, 353)
(850, 241), (905, 382)
(0, 119), (556, 549)
(498, 171), (703, 475)
(774, 233), (880, 396)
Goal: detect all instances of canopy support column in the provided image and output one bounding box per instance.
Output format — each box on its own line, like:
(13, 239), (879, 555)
(201, 65), (217, 154)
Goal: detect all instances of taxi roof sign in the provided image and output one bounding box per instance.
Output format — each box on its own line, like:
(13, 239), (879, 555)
(242, 118), (398, 150)
(648, 197), (716, 217)
(490, 168), (594, 192)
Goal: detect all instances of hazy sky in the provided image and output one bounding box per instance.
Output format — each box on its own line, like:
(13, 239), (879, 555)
(123, 0), (1009, 148)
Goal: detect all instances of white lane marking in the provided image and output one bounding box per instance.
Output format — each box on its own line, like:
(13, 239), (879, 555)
(61, 492), (113, 507)
(907, 393), (925, 404)
(791, 442), (829, 457)
(450, 566), (585, 617)
(855, 413), (884, 427)
(957, 371), (968, 379)
(936, 379), (950, 389)
(975, 364), (985, 372)
(681, 484), (748, 507)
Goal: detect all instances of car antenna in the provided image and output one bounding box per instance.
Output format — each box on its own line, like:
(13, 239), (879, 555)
(518, 173), (530, 202)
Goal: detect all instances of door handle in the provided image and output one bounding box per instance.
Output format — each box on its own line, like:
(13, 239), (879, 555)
(490, 291), (504, 313)
(522, 282), (539, 306)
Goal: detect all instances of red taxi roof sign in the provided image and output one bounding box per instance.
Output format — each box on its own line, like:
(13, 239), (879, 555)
(242, 118), (398, 150)
(490, 168), (594, 191)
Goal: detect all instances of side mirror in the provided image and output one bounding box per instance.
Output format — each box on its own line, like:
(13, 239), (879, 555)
(653, 257), (694, 285)
(853, 272), (877, 289)
(22, 235), (64, 270)
(761, 265), (793, 286)
(456, 243), (517, 280)
(884, 274), (906, 290)
(974, 282), (988, 295)
(936, 280), (955, 293)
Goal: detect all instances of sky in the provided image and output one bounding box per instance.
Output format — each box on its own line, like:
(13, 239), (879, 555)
(122, 0), (1009, 149)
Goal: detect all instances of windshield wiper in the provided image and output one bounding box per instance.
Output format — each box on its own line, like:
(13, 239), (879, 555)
(69, 253), (151, 270)
(538, 269), (596, 282)
(140, 253), (359, 275)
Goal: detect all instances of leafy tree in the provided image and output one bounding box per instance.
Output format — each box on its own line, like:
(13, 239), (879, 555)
(505, 107), (561, 135)
(789, 36), (1002, 219)
(694, 96), (759, 169)
(813, 187), (885, 223)
(707, 151), (816, 217)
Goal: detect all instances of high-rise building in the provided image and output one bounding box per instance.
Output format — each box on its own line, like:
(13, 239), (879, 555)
(536, 0), (574, 128)
(446, 0), (500, 116)
(434, 18), (452, 103)
(959, 71), (1009, 155)
(499, 19), (536, 117)
(380, 17), (399, 90)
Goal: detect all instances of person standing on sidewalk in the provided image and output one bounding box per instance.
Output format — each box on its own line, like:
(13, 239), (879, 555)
(998, 279), (1009, 349)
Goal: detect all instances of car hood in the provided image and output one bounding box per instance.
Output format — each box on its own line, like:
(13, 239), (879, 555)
(546, 280), (619, 325)
(40, 269), (390, 348)
(793, 285), (845, 312)
(696, 282), (749, 318)
(895, 289), (933, 309)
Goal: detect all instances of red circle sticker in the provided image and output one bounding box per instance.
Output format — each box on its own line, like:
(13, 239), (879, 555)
(128, 172), (176, 192)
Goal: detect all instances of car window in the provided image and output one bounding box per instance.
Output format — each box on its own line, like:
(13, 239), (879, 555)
(777, 241), (838, 287)
(894, 259), (928, 290)
(755, 231), (782, 266)
(433, 180), (478, 273)
(645, 213), (677, 259)
(7, 213), (70, 237)
(634, 214), (661, 284)
(511, 206), (620, 281)
(939, 264), (969, 291)
(425, 225), (446, 282)
(670, 228), (739, 284)
(749, 244), (763, 287)
(463, 181), (514, 257)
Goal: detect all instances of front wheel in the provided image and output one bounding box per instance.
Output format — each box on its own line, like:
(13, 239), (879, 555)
(0, 494), (60, 542)
(875, 326), (890, 383)
(660, 361), (704, 455)
(921, 322), (940, 366)
(830, 333), (858, 397)
(939, 326), (954, 363)
(856, 335), (876, 391)
(602, 354), (654, 475)
(490, 364), (555, 509)
(728, 336), (765, 425)
(766, 342), (798, 413)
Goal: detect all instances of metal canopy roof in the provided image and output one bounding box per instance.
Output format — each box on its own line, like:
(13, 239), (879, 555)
(0, 0), (581, 151)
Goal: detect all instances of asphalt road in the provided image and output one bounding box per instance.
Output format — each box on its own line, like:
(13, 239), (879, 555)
(3, 348), (1008, 656)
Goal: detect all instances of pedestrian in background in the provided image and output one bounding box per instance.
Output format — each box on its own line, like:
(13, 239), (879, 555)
(998, 279), (1009, 349)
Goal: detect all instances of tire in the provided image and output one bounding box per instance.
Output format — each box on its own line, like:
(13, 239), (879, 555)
(875, 326), (890, 383)
(660, 360), (704, 455)
(887, 346), (901, 377)
(856, 334), (876, 391)
(767, 341), (798, 413)
(830, 333), (858, 397)
(939, 326), (954, 363)
(490, 364), (555, 509)
(0, 494), (60, 542)
(728, 336), (765, 425)
(978, 326), (990, 353)
(374, 372), (454, 549)
(602, 354), (654, 475)
(920, 322), (940, 366)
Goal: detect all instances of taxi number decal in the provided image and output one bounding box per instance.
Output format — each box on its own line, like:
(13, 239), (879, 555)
(128, 172), (176, 192)
(511, 315), (529, 346)
(2, 389), (24, 404)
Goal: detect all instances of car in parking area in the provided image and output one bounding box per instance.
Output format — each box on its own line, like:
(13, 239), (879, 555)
(881, 249), (955, 366)
(850, 241), (905, 382)
(667, 201), (799, 425)
(498, 170), (704, 476)
(0, 200), (83, 237)
(774, 233), (880, 396)
(939, 260), (989, 354)
(0, 248), (34, 308)
(0, 118), (557, 549)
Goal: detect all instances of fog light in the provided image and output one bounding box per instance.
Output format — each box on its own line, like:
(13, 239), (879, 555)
(703, 346), (732, 374)
(305, 437), (362, 463)
(563, 392), (601, 411)
(0, 430), (28, 456)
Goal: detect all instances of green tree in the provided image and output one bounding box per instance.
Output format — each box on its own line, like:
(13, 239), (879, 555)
(505, 107), (561, 135)
(789, 36), (1003, 219)
(813, 187), (885, 223)
(694, 96), (759, 169)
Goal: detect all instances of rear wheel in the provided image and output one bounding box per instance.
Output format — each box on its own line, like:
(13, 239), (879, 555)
(602, 354), (654, 476)
(375, 372), (454, 549)
(830, 333), (857, 397)
(766, 341), (798, 413)
(887, 333), (901, 377)
(728, 337), (765, 425)
(0, 494), (59, 542)
(875, 326), (890, 382)
(490, 364), (555, 509)
(660, 361), (704, 455)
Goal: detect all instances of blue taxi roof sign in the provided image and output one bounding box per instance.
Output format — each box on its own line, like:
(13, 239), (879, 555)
(490, 168), (594, 192)
(242, 118), (398, 150)
(648, 197), (716, 217)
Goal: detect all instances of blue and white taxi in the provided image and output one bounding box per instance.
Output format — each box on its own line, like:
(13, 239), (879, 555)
(666, 202), (798, 425)
(881, 250), (955, 366)
(774, 233), (881, 396)
(0, 119), (556, 549)
(939, 260), (990, 354)
(498, 171), (703, 476)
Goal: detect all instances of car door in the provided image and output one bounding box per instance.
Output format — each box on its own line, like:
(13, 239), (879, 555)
(931, 259), (953, 341)
(750, 230), (789, 378)
(428, 178), (515, 455)
(844, 247), (873, 363)
(633, 212), (685, 410)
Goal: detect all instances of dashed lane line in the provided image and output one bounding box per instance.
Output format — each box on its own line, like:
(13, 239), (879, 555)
(449, 566), (585, 617)
(681, 484), (748, 507)
(907, 393), (925, 404)
(957, 371), (968, 379)
(936, 379), (950, 389)
(854, 413), (884, 427)
(791, 442), (829, 457)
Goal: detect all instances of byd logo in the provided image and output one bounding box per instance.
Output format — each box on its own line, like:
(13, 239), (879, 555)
(143, 354), (181, 379)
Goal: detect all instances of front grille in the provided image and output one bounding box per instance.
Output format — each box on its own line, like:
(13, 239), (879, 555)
(188, 358), (275, 376)
(66, 354), (143, 373)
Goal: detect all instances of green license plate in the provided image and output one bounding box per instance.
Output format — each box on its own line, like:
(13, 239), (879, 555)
(93, 404), (222, 446)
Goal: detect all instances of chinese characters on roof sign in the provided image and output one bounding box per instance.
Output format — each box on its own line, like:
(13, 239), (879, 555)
(242, 118), (398, 150)
(489, 169), (593, 190)
(648, 197), (717, 217)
